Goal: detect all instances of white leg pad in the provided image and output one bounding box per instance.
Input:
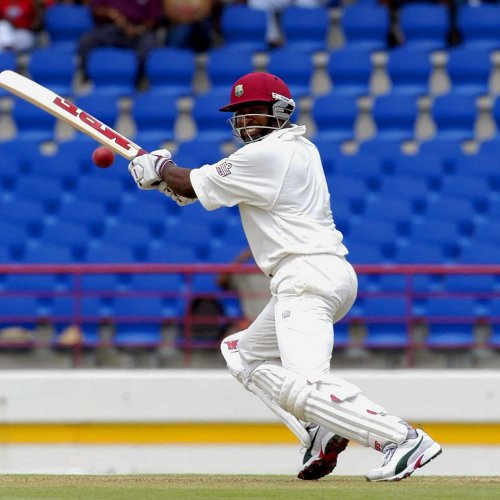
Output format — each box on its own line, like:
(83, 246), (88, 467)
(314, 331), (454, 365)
(220, 333), (311, 447)
(250, 363), (408, 450)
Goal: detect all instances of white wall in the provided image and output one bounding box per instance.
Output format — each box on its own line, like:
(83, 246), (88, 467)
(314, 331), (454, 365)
(0, 369), (498, 423)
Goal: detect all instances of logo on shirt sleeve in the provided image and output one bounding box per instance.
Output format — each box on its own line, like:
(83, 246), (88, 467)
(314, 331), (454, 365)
(215, 161), (232, 177)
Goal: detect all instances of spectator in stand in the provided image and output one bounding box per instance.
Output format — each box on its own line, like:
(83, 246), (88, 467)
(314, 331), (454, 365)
(217, 247), (271, 335)
(0, 0), (49, 52)
(162, 0), (215, 52)
(248, 0), (330, 48)
(77, 0), (164, 86)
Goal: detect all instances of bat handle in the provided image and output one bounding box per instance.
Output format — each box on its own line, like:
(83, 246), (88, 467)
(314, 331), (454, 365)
(135, 148), (148, 157)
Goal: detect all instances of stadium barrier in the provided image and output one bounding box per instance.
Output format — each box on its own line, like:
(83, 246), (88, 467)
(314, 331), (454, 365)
(0, 263), (499, 367)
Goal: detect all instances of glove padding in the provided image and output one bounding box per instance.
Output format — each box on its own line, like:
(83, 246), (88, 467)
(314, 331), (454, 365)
(128, 149), (196, 206)
(158, 181), (196, 206)
(128, 149), (172, 190)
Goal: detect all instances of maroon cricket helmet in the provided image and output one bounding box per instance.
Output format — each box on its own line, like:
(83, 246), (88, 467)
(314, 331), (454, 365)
(219, 72), (293, 112)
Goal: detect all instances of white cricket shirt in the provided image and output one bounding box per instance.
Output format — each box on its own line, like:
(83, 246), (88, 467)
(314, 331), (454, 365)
(190, 125), (348, 276)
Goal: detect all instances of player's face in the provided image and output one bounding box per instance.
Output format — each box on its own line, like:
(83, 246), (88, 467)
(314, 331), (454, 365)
(232, 103), (273, 142)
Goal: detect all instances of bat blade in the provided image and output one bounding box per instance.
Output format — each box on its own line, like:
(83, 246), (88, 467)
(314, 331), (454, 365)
(0, 70), (145, 160)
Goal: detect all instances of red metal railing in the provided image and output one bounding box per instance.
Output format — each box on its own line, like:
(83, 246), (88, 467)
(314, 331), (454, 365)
(0, 263), (499, 367)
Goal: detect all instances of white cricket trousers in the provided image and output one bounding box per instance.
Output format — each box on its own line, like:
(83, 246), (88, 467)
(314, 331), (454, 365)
(237, 253), (357, 382)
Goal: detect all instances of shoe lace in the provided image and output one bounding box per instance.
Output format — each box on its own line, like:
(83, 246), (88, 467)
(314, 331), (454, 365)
(381, 444), (397, 467)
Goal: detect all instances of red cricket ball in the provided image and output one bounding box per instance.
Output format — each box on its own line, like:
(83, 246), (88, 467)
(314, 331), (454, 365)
(92, 146), (115, 168)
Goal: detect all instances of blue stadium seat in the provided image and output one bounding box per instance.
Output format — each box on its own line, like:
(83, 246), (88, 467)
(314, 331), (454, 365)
(101, 221), (151, 257)
(422, 297), (478, 349)
(312, 93), (358, 142)
(23, 241), (74, 263)
(348, 218), (399, 246)
(129, 273), (185, 295)
(192, 89), (232, 141)
(15, 176), (63, 206)
(363, 197), (414, 226)
(440, 174), (490, 204)
(333, 322), (349, 349)
(399, 3), (448, 51)
(386, 47), (432, 96)
(85, 241), (135, 263)
(371, 94), (418, 141)
(446, 47), (492, 96)
(356, 138), (404, 161)
(409, 219), (463, 247)
(10, 99), (57, 142)
(81, 273), (128, 293)
(392, 154), (445, 184)
(205, 47), (254, 93)
(87, 48), (138, 96)
(431, 94), (478, 141)
(460, 241), (498, 264)
(44, 3), (93, 52)
(451, 154), (500, 187)
(457, 4), (500, 50)
(113, 296), (167, 348)
(145, 47), (195, 97)
(59, 199), (108, 230)
(131, 91), (177, 143)
(27, 48), (76, 96)
(0, 198), (44, 228)
(73, 174), (125, 206)
(332, 153), (385, 181)
(424, 195), (477, 224)
(41, 220), (90, 258)
(115, 294), (183, 320)
(378, 176), (429, 204)
(114, 324), (163, 349)
(74, 94), (121, 134)
(326, 174), (370, 204)
(0, 296), (41, 329)
(175, 139), (223, 165)
(343, 242), (386, 264)
(267, 48), (314, 98)
(27, 150), (84, 183)
(474, 220), (500, 246)
(281, 6), (329, 53)
(444, 274), (498, 293)
(341, 4), (389, 50)
(327, 48), (373, 96)
(363, 297), (410, 349)
(393, 241), (445, 264)
(417, 139), (464, 167)
(147, 241), (199, 263)
(490, 325), (500, 349)
(3, 273), (62, 293)
(0, 52), (16, 97)
(220, 5), (267, 52)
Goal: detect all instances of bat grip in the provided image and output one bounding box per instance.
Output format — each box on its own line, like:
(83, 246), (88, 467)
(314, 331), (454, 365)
(135, 148), (148, 157)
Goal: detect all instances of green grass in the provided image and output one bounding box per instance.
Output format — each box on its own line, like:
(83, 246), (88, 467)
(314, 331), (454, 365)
(0, 475), (498, 500)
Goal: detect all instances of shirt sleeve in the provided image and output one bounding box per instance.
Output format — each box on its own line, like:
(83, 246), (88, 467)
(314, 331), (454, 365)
(189, 142), (292, 211)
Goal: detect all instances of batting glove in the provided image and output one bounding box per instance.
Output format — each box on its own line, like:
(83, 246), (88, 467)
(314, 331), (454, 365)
(128, 149), (172, 190)
(158, 182), (197, 206)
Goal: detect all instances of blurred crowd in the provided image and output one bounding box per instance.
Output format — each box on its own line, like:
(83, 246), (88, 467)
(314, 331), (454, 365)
(3, 1), (499, 59)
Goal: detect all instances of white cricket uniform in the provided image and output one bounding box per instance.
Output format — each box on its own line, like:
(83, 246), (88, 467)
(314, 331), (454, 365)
(190, 125), (357, 382)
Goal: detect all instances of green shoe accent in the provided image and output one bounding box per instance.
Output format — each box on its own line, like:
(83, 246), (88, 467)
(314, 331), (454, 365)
(395, 435), (423, 475)
(302, 427), (319, 465)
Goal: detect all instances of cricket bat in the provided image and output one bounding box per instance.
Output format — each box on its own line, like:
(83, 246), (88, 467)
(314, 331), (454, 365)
(0, 70), (146, 160)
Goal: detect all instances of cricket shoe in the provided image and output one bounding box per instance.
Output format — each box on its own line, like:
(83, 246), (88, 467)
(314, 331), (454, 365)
(365, 428), (442, 482)
(297, 425), (349, 480)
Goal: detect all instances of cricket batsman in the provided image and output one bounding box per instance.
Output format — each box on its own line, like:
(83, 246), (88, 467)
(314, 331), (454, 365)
(128, 72), (442, 481)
